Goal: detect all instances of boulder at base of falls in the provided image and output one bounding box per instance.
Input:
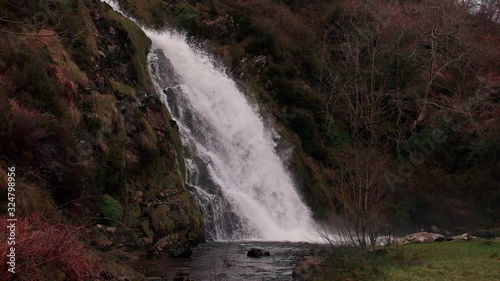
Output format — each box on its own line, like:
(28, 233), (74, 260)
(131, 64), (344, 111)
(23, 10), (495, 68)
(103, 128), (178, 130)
(150, 232), (193, 258)
(170, 245), (193, 258)
(450, 233), (475, 241)
(247, 248), (270, 258)
(393, 232), (446, 245)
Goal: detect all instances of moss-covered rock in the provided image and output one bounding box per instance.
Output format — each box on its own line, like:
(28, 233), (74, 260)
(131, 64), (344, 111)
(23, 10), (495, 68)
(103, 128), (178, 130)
(98, 194), (124, 226)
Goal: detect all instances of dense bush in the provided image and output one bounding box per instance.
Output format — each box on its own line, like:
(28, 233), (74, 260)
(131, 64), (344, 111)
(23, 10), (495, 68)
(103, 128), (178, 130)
(272, 78), (319, 109)
(245, 32), (279, 58)
(174, 3), (202, 35)
(232, 13), (254, 42)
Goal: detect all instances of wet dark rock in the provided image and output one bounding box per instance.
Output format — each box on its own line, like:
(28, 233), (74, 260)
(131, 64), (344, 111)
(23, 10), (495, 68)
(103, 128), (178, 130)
(150, 232), (193, 259)
(247, 248), (269, 258)
(170, 245), (193, 258)
(150, 49), (180, 89)
(169, 119), (178, 128)
(138, 91), (149, 108)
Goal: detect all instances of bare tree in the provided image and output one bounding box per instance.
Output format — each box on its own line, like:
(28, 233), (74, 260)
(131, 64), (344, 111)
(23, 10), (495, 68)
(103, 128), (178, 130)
(334, 144), (391, 248)
(321, 21), (383, 140)
(318, 0), (401, 141)
(410, 0), (472, 129)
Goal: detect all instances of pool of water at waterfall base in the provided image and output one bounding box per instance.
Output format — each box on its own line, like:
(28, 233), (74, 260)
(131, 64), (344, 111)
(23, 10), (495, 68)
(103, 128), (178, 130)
(127, 241), (327, 281)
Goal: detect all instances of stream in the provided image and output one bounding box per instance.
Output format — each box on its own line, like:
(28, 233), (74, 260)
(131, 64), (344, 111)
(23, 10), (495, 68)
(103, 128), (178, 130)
(128, 242), (325, 281)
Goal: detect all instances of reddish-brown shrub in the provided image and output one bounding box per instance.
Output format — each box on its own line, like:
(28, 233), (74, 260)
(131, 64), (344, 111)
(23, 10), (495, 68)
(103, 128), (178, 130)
(0, 215), (96, 281)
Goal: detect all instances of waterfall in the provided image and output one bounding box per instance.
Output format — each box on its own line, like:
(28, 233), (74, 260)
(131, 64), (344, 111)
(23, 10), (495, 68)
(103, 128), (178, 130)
(101, 0), (317, 241)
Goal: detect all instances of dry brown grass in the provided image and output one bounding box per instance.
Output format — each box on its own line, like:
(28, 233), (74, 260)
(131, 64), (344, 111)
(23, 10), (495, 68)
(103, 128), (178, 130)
(67, 102), (81, 129)
(9, 100), (48, 152)
(0, 216), (96, 281)
(15, 181), (60, 219)
(110, 79), (137, 97)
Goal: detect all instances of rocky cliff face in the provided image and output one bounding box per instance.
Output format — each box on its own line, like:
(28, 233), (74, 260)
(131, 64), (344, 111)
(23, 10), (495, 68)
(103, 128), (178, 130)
(0, 0), (201, 278)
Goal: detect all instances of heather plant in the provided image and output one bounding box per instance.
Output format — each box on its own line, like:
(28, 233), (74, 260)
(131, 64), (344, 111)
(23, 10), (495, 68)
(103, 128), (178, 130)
(0, 216), (96, 281)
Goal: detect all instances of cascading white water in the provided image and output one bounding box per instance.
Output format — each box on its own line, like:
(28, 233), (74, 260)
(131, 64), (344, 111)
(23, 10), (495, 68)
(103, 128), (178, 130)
(101, 0), (318, 241)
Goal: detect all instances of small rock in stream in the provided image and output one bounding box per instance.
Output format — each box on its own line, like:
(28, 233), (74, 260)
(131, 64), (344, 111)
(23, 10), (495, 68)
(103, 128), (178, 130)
(247, 248), (270, 258)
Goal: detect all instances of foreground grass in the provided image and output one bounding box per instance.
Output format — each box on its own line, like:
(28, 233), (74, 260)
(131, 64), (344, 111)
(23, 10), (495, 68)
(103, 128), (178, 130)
(386, 240), (500, 281)
(317, 240), (500, 281)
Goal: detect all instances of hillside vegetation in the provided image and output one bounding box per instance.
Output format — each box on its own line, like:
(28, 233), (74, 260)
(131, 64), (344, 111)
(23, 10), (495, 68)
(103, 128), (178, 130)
(116, 0), (500, 236)
(0, 0), (201, 279)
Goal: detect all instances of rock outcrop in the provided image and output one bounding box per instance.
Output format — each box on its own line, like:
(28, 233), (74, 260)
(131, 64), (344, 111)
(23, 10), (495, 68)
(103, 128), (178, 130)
(393, 232), (446, 245)
(393, 232), (477, 245)
(150, 232), (193, 258)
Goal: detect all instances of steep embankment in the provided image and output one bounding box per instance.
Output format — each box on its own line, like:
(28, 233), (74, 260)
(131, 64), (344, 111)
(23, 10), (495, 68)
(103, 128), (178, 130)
(114, 0), (500, 235)
(0, 0), (201, 279)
